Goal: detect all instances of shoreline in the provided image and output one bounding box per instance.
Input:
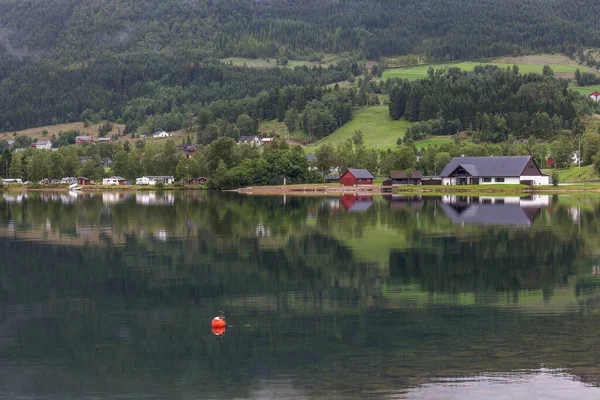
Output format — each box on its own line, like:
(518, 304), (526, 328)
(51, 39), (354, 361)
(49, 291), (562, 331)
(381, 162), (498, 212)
(231, 183), (600, 195)
(0, 185), (207, 192)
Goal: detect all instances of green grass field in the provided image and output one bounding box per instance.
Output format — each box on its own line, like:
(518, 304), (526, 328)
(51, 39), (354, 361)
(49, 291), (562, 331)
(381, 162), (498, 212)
(570, 85), (600, 95)
(542, 165), (600, 183)
(382, 62), (583, 81)
(305, 106), (409, 151)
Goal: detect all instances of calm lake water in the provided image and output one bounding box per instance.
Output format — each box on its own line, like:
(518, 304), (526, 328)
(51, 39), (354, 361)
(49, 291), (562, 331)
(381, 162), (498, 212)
(1, 191), (600, 399)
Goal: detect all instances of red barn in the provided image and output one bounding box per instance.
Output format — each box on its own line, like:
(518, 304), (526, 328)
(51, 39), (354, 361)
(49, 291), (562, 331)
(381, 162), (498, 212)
(77, 177), (91, 185)
(340, 168), (374, 186)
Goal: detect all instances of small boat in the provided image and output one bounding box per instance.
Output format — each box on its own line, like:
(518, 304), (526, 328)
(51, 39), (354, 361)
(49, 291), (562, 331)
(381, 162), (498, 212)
(69, 183), (81, 191)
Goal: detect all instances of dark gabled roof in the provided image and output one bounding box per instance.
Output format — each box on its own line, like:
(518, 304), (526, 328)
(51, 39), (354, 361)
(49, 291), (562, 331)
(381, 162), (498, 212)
(390, 170), (423, 179)
(238, 135), (258, 142)
(345, 168), (374, 179)
(440, 203), (537, 226)
(440, 156), (534, 178)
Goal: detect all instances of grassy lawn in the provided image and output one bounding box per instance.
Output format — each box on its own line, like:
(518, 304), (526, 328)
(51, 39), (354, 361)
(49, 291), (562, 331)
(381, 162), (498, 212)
(258, 120), (309, 142)
(5, 121), (126, 140)
(306, 106), (409, 151)
(382, 62), (583, 81)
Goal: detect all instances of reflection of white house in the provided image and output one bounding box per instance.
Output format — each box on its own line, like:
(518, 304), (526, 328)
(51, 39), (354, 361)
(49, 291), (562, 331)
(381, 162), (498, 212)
(440, 195), (549, 227)
(152, 130), (170, 138)
(135, 176), (175, 185)
(136, 192), (175, 206)
(440, 156), (549, 186)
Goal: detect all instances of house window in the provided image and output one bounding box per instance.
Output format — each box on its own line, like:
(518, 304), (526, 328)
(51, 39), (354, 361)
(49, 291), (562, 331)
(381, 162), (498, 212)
(483, 178), (492, 183)
(495, 177), (505, 183)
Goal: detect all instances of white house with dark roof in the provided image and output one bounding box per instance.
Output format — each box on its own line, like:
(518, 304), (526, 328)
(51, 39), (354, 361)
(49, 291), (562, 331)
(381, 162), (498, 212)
(440, 156), (549, 186)
(32, 140), (52, 150)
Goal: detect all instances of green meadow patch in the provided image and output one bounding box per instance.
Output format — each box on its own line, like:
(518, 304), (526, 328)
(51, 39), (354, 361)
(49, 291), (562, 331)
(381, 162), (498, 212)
(305, 106), (409, 151)
(382, 62), (583, 81)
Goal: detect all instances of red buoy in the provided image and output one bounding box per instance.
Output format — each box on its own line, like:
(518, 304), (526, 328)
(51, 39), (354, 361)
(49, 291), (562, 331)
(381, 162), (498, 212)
(212, 325), (226, 336)
(212, 317), (226, 329)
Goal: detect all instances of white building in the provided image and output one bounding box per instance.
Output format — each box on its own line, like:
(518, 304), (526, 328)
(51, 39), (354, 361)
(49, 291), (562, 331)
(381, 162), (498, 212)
(589, 91), (600, 102)
(135, 176), (175, 185)
(152, 130), (170, 138)
(238, 135), (261, 147)
(440, 156), (549, 186)
(102, 176), (127, 185)
(33, 140), (52, 150)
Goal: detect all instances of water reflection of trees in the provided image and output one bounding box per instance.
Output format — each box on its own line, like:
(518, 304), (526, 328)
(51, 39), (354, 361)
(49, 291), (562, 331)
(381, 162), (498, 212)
(1, 193), (600, 397)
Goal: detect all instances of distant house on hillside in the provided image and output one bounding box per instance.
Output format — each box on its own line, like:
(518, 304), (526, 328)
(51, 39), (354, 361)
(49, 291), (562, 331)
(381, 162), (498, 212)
(7, 140), (14, 148)
(589, 91), (600, 102)
(440, 156), (549, 186)
(75, 136), (94, 145)
(238, 136), (261, 147)
(152, 130), (170, 138)
(97, 137), (112, 144)
(32, 140), (52, 150)
(261, 137), (273, 146)
(101, 157), (113, 168)
(177, 143), (197, 158)
(340, 168), (374, 186)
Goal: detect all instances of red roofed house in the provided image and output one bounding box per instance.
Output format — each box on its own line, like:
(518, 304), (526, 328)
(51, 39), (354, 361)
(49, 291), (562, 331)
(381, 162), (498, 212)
(340, 168), (374, 186)
(589, 91), (600, 102)
(75, 136), (94, 145)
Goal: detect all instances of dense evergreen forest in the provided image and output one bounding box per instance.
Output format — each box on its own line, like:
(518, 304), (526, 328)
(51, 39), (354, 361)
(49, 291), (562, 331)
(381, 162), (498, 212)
(3, 0), (600, 133)
(387, 66), (599, 142)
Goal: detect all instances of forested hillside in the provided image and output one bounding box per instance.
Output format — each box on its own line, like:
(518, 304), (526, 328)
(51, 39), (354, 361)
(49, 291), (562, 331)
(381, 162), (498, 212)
(3, 0), (600, 133)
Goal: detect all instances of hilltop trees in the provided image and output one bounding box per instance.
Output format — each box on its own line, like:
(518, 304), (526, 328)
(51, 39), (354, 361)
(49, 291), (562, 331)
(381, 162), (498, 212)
(387, 66), (596, 141)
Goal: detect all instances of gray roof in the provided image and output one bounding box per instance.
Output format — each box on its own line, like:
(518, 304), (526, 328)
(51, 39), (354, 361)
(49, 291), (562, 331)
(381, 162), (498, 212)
(239, 135), (258, 142)
(440, 203), (538, 226)
(306, 154), (317, 162)
(440, 156), (533, 178)
(346, 168), (374, 179)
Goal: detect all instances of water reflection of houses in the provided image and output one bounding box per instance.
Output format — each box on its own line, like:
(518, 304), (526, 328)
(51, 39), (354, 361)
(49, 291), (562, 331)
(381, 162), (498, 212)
(340, 194), (373, 212)
(135, 192), (175, 206)
(440, 195), (549, 227)
(1, 194), (28, 204)
(382, 194), (425, 211)
(102, 192), (130, 205)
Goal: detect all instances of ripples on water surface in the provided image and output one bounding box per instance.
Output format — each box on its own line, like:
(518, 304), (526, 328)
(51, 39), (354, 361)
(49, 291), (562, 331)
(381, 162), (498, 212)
(1, 192), (600, 399)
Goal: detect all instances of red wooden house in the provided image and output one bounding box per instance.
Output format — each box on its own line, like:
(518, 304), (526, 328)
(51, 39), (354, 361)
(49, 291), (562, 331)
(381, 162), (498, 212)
(77, 177), (91, 185)
(75, 136), (94, 145)
(340, 168), (374, 186)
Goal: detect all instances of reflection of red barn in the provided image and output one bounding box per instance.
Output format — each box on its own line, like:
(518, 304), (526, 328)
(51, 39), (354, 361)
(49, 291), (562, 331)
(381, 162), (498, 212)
(77, 177), (91, 185)
(340, 168), (374, 186)
(341, 194), (373, 212)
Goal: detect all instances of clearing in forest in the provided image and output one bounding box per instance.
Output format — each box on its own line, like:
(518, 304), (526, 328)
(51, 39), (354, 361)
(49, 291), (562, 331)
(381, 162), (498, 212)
(382, 54), (594, 82)
(305, 106), (409, 152)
